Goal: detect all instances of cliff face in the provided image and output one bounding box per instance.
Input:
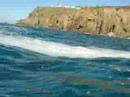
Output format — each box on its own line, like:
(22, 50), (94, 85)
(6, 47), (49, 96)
(18, 7), (130, 38)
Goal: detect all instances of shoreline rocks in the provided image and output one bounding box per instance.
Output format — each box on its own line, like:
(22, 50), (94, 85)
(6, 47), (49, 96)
(18, 6), (130, 38)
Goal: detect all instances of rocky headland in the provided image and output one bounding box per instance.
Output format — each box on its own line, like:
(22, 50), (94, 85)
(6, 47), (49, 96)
(18, 6), (130, 38)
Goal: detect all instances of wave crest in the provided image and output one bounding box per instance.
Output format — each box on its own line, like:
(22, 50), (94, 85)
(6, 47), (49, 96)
(0, 34), (130, 59)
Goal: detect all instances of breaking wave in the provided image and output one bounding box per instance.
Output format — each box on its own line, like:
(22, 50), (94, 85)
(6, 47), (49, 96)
(0, 34), (130, 59)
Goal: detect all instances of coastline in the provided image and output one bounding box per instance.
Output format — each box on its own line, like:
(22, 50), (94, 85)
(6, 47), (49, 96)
(18, 6), (130, 38)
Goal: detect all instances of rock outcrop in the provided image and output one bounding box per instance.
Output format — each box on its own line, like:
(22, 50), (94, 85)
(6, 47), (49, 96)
(18, 6), (130, 38)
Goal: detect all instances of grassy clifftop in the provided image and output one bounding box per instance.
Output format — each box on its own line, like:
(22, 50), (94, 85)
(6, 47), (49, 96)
(18, 6), (130, 38)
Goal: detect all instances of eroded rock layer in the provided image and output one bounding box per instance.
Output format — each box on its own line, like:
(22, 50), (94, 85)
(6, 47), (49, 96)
(18, 7), (130, 38)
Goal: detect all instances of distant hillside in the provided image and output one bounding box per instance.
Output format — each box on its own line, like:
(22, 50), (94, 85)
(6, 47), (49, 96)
(18, 6), (130, 38)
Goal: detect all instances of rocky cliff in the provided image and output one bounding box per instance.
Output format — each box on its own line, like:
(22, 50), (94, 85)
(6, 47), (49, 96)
(18, 6), (130, 38)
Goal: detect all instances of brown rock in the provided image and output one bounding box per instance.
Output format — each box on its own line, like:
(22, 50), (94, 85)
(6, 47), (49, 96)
(18, 6), (130, 38)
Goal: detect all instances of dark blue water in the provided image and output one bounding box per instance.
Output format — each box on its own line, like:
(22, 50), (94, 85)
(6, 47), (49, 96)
(0, 23), (130, 97)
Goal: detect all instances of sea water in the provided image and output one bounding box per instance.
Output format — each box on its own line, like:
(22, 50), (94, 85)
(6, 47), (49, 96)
(0, 23), (130, 97)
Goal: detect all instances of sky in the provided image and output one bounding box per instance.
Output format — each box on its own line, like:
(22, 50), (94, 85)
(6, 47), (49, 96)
(0, 0), (130, 23)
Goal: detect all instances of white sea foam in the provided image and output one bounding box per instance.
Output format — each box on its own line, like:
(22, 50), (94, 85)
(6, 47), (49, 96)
(0, 34), (130, 59)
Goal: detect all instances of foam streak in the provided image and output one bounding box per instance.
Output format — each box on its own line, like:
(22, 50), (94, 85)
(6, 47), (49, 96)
(0, 34), (130, 59)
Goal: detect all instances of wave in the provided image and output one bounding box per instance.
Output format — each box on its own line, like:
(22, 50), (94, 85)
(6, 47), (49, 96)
(0, 34), (130, 59)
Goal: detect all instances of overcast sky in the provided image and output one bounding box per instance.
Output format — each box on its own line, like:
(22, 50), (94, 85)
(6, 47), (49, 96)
(0, 0), (130, 23)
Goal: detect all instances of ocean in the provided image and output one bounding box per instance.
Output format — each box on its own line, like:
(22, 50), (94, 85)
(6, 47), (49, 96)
(0, 23), (130, 97)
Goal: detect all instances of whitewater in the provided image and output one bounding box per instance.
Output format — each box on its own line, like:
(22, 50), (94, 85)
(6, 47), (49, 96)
(0, 34), (130, 59)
